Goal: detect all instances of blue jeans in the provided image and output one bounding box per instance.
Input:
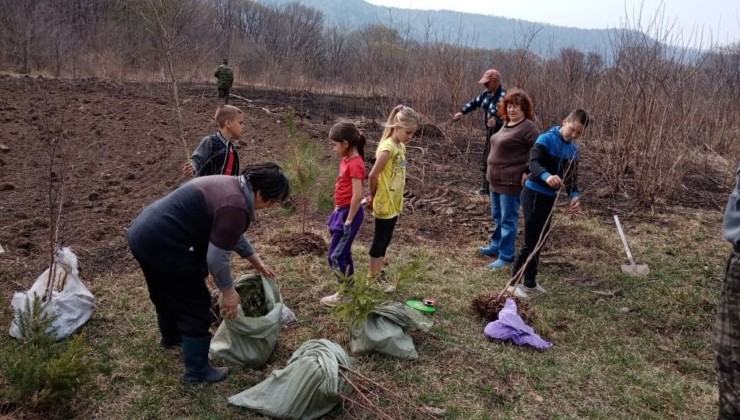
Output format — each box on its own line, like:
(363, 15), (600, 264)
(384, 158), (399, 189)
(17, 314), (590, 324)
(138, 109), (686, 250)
(488, 191), (521, 262)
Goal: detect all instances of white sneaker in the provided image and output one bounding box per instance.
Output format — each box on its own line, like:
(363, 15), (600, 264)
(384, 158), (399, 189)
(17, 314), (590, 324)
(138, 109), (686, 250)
(531, 284), (546, 294)
(513, 284), (546, 299)
(513, 285), (530, 299)
(320, 292), (342, 307)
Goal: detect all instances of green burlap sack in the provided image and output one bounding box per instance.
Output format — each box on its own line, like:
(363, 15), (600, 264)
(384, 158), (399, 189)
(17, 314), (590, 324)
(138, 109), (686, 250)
(228, 339), (352, 420)
(209, 274), (282, 368)
(349, 302), (433, 359)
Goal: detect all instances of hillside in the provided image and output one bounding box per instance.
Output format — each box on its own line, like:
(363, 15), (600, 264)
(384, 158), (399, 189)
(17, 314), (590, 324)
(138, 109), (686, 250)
(257, 0), (627, 56)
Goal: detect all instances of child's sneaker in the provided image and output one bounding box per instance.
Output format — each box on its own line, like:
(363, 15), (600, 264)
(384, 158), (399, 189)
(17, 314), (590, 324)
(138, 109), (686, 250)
(512, 284), (546, 299)
(375, 270), (396, 293)
(320, 292), (343, 307)
(531, 284), (546, 294)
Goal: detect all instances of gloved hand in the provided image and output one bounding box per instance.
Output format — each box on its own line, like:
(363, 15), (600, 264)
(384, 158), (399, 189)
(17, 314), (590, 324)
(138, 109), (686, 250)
(343, 223), (352, 236)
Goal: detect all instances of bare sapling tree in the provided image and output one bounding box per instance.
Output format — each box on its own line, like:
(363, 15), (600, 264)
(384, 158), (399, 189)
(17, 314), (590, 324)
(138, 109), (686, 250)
(499, 160), (577, 300)
(338, 363), (440, 419)
(43, 122), (69, 302)
(138, 0), (204, 161)
(511, 22), (544, 89)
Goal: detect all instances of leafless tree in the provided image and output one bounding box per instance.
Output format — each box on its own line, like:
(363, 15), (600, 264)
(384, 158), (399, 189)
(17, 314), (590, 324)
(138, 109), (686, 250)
(137, 0), (211, 159)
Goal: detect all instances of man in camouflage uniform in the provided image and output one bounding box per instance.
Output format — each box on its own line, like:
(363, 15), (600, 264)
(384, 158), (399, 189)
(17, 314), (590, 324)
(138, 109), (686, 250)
(214, 58), (234, 104)
(716, 164), (740, 419)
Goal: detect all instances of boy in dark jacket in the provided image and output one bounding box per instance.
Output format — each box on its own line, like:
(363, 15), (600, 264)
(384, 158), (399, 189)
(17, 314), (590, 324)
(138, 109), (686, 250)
(183, 105), (244, 178)
(510, 109), (589, 298)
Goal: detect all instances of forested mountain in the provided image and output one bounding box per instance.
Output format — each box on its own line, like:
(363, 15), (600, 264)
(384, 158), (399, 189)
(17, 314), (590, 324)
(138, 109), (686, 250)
(256, 0), (622, 57)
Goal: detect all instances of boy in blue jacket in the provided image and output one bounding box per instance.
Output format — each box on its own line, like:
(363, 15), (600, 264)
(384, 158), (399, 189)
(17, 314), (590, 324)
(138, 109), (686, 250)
(510, 109), (589, 298)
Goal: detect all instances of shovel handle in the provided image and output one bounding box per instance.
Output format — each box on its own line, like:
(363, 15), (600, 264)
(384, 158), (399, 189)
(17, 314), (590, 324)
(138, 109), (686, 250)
(613, 215), (636, 265)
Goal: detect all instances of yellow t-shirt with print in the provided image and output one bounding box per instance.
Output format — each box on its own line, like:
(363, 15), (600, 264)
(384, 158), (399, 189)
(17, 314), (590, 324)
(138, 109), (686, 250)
(373, 137), (406, 219)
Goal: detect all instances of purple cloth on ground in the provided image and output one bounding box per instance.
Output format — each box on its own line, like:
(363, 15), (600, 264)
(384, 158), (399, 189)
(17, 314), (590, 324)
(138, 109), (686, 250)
(484, 298), (552, 349)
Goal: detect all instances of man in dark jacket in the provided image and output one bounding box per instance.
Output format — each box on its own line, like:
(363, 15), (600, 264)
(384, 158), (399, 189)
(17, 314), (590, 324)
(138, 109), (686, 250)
(452, 68), (507, 195)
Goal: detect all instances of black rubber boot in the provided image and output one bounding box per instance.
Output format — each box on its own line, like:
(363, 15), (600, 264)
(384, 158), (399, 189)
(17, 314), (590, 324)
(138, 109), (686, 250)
(181, 335), (229, 384)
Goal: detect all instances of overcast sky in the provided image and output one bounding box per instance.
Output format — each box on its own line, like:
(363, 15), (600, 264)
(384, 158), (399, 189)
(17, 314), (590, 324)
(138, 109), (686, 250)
(365, 0), (739, 46)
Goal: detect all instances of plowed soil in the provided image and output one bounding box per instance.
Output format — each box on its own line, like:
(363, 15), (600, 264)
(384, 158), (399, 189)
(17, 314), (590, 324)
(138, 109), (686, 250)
(0, 75), (725, 302)
(0, 76), (487, 296)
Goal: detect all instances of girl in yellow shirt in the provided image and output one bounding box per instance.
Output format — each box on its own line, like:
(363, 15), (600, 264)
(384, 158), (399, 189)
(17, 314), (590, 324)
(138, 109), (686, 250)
(366, 105), (421, 290)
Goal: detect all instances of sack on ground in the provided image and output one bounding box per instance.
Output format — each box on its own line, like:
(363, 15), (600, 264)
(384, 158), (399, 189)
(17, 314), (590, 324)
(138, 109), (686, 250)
(350, 302), (433, 359)
(209, 274), (283, 367)
(228, 339), (351, 420)
(9, 247), (95, 341)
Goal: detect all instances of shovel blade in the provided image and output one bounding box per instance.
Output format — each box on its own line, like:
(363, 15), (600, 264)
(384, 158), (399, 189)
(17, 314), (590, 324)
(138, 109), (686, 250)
(621, 264), (650, 276)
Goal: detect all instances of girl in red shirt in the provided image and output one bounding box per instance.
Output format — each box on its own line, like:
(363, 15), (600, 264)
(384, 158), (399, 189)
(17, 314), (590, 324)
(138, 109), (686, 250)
(320, 122), (367, 306)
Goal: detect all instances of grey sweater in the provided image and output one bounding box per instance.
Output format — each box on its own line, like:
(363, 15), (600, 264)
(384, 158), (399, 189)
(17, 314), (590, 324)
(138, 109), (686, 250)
(724, 164), (740, 247)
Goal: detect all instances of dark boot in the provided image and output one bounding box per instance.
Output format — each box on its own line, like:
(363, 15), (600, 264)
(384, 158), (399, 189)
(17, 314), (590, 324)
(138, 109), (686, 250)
(181, 335), (229, 384)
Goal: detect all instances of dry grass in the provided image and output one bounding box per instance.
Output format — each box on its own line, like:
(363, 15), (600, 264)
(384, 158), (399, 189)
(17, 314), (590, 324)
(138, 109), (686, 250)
(0, 206), (726, 419)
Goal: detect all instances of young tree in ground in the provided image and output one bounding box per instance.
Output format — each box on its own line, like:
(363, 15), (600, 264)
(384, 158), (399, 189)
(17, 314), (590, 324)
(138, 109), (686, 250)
(283, 112), (326, 234)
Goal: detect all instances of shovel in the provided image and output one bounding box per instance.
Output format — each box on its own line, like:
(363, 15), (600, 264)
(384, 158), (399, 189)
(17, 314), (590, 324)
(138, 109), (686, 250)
(613, 215), (650, 276)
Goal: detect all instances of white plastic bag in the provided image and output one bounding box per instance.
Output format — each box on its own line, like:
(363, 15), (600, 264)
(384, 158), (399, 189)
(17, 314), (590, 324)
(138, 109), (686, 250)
(8, 247), (95, 340)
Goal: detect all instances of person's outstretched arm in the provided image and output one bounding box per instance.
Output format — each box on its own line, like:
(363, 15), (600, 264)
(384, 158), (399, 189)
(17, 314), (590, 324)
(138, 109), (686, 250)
(452, 92), (485, 121)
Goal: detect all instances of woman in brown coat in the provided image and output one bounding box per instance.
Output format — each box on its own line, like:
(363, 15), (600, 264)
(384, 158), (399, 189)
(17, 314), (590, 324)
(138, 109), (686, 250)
(479, 89), (539, 270)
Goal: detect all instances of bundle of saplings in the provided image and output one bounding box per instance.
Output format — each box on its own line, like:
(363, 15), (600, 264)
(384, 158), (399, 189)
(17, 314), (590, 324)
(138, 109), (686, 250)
(237, 275), (268, 317)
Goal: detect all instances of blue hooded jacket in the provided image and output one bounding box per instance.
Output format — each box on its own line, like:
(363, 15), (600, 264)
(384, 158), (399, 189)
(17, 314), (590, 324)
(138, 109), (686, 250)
(524, 126), (580, 198)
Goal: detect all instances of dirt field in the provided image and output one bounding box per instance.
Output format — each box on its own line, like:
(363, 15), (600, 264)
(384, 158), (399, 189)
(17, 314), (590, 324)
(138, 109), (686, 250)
(0, 74), (726, 303)
(0, 75), (491, 294)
